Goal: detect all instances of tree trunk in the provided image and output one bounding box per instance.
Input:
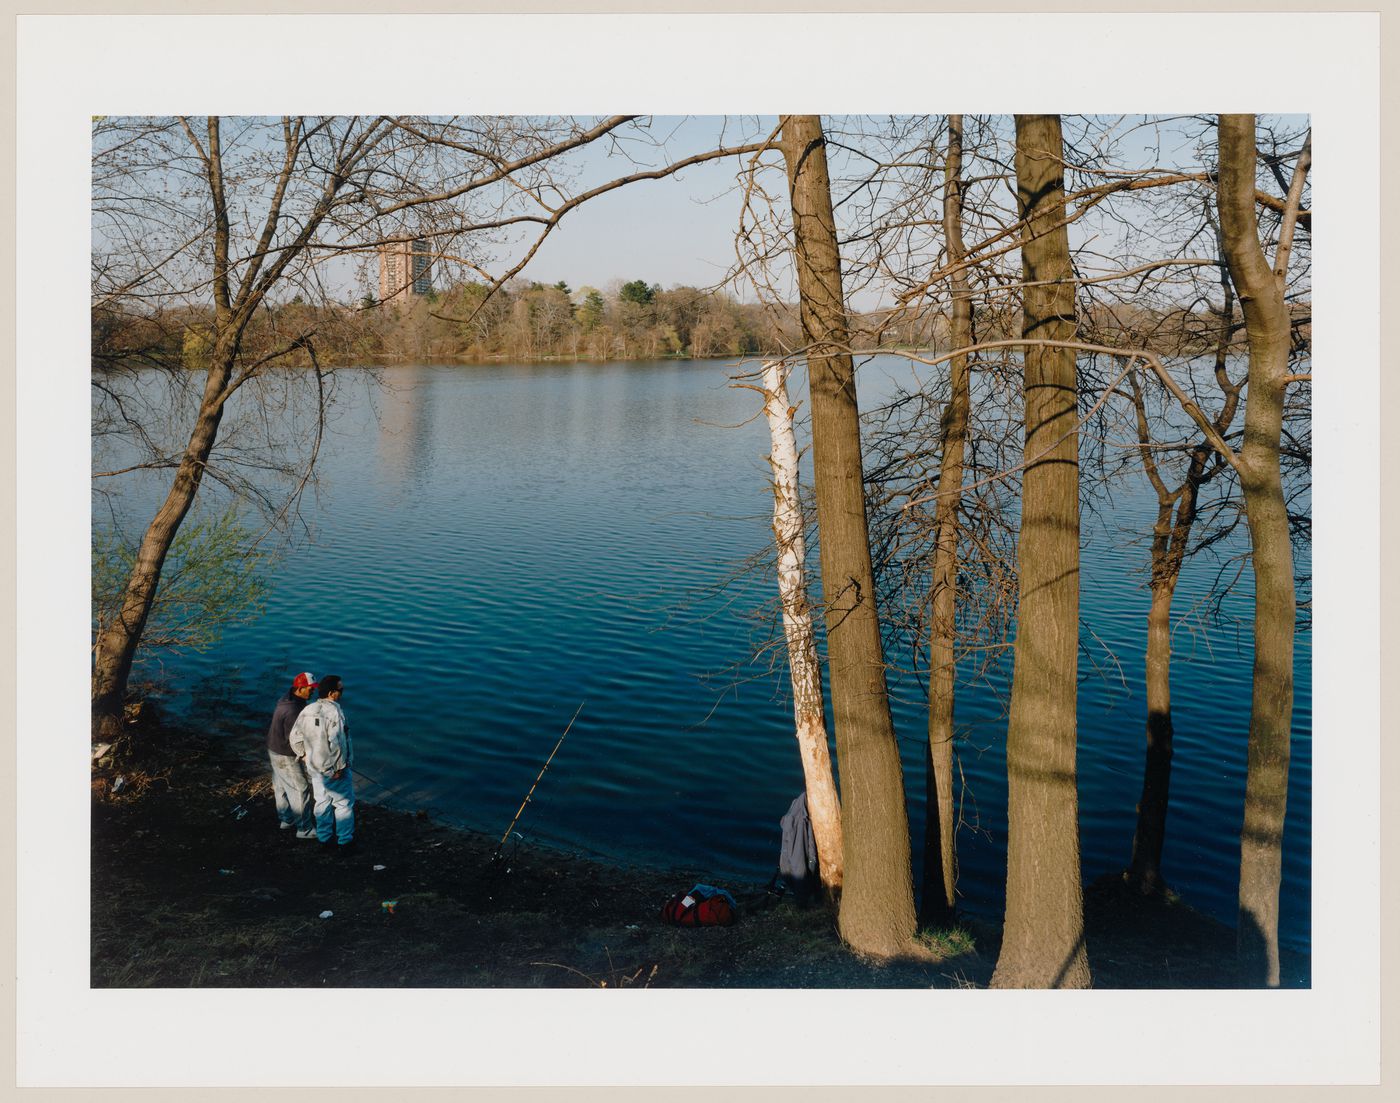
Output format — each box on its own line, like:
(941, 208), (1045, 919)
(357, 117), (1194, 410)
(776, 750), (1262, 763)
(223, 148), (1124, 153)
(780, 114), (916, 957)
(1217, 113), (1300, 987)
(1126, 269), (1240, 895)
(1127, 572), (1177, 892)
(92, 117), (241, 743)
(91, 345), (235, 741)
(921, 114), (971, 926)
(990, 114), (1091, 989)
(761, 358), (844, 897)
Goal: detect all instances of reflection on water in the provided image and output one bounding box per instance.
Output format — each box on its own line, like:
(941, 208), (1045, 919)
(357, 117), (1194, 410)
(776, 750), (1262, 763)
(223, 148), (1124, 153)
(97, 358), (1312, 952)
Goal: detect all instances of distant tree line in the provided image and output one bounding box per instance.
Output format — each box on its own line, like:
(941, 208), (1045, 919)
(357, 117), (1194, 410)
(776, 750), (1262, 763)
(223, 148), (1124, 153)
(93, 278), (1276, 371)
(368, 278), (793, 362)
(94, 280), (791, 366)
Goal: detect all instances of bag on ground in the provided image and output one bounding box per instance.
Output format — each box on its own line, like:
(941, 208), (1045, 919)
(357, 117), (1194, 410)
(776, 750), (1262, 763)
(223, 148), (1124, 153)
(660, 883), (737, 927)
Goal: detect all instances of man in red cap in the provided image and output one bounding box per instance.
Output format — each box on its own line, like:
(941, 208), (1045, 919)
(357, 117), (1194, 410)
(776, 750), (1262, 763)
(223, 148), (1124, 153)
(265, 671), (318, 838)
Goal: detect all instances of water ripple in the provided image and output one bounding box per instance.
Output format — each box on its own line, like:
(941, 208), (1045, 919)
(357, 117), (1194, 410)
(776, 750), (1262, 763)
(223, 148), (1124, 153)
(105, 359), (1313, 952)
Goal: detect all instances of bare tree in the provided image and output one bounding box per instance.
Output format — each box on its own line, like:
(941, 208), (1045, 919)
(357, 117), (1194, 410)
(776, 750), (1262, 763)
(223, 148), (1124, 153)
(780, 114), (917, 957)
(91, 115), (412, 743)
(1119, 233), (1244, 896)
(1217, 114), (1309, 986)
(92, 114), (767, 745)
(1067, 114), (1309, 972)
(991, 114), (1092, 989)
(756, 358), (844, 896)
(920, 114), (974, 925)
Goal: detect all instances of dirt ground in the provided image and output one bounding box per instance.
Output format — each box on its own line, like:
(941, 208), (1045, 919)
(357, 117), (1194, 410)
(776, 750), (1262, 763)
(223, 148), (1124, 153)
(90, 715), (1310, 990)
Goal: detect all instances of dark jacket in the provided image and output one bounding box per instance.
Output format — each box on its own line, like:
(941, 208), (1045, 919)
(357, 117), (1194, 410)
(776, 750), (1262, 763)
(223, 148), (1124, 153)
(266, 690), (308, 756)
(779, 792), (818, 888)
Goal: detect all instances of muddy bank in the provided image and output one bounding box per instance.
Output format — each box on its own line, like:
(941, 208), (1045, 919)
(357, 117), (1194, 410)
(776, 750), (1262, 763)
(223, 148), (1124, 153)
(90, 716), (1307, 989)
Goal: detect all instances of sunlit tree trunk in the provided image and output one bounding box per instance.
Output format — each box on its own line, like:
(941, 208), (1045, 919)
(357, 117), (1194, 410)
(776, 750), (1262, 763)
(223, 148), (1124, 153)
(780, 114), (916, 957)
(1217, 113), (1305, 987)
(991, 114), (1091, 989)
(921, 114), (971, 926)
(761, 358), (844, 897)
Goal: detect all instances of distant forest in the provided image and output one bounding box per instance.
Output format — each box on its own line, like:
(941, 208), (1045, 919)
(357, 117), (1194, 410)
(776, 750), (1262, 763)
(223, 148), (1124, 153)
(93, 274), (1283, 370)
(373, 278), (792, 361)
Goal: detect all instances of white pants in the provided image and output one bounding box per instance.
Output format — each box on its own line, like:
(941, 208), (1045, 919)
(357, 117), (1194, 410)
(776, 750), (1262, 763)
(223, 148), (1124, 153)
(269, 752), (312, 832)
(310, 770), (355, 844)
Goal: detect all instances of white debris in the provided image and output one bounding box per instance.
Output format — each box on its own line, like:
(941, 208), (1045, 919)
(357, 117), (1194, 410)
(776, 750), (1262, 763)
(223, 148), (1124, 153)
(319, 910), (334, 919)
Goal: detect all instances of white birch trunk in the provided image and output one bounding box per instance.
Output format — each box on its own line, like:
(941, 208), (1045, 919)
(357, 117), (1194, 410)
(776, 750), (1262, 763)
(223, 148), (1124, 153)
(761, 359), (844, 894)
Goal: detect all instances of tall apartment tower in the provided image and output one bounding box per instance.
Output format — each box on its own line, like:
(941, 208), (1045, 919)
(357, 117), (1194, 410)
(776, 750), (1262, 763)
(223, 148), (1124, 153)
(378, 239), (432, 304)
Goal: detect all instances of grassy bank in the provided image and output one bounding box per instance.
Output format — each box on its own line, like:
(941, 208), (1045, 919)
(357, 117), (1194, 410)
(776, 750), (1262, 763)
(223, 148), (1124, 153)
(91, 715), (1308, 989)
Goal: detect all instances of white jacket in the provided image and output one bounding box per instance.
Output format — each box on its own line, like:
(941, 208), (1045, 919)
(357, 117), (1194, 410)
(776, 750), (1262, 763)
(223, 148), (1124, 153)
(289, 698), (352, 777)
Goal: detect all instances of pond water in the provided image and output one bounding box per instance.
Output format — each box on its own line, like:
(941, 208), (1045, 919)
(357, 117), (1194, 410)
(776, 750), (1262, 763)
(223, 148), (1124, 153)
(97, 358), (1312, 953)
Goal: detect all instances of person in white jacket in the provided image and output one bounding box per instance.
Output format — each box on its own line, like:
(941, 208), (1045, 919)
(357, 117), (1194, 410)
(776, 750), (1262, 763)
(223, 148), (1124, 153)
(289, 674), (355, 849)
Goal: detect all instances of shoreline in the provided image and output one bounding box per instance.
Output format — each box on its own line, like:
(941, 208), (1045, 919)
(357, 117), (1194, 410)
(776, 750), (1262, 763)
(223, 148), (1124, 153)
(91, 713), (1309, 989)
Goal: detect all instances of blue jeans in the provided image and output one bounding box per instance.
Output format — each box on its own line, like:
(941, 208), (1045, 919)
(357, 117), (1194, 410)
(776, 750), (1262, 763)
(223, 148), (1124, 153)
(269, 752), (312, 832)
(310, 770), (355, 844)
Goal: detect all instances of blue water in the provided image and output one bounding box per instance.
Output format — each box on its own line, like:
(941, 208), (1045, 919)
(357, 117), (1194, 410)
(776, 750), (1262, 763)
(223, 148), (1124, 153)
(96, 358), (1312, 953)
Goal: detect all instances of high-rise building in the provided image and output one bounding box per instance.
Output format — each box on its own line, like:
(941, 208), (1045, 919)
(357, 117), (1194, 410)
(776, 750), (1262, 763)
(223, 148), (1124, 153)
(378, 239), (432, 303)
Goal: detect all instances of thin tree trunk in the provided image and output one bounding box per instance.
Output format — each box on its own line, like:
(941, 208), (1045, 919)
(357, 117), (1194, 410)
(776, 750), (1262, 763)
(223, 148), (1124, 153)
(1128, 570), (1177, 892)
(780, 114), (916, 957)
(921, 114), (972, 926)
(991, 114), (1091, 989)
(1125, 275), (1240, 894)
(1217, 114), (1303, 987)
(761, 358), (844, 897)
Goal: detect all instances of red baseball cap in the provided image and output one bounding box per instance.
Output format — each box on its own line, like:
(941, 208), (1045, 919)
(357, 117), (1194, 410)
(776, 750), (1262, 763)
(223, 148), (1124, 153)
(292, 672), (319, 690)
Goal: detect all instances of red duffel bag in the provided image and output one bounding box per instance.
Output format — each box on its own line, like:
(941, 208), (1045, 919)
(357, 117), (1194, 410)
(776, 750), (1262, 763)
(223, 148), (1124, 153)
(660, 884), (736, 927)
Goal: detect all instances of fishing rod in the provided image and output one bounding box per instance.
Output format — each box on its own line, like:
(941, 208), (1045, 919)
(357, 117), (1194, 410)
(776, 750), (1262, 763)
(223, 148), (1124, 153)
(492, 701), (585, 862)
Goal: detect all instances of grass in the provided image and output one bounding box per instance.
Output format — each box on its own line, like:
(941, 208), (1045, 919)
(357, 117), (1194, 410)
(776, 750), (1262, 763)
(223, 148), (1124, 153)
(915, 924), (978, 958)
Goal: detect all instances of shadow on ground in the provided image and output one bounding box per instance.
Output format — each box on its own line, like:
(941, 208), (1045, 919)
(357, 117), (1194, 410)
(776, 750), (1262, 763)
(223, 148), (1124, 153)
(90, 715), (1306, 990)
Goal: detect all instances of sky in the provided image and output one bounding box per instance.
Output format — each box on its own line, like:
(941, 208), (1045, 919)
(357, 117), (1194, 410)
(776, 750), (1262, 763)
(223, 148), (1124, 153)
(91, 112), (1310, 315)
(519, 115), (778, 296)
(402, 112), (1311, 311)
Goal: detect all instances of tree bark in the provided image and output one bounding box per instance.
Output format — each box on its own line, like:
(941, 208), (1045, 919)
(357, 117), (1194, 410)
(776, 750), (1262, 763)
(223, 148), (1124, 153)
(91, 343), (236, 740)
(921, 114), (971, 927)
(1217, 114), (1301, 987)
(990, 114), (1091, 989)
(1125, 275), (1241, 895)
(92, 118), (242, 742)
(1129, 570), (1177, 893)
(761, 358), (844, 897)
(780, 114), (916, 957)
